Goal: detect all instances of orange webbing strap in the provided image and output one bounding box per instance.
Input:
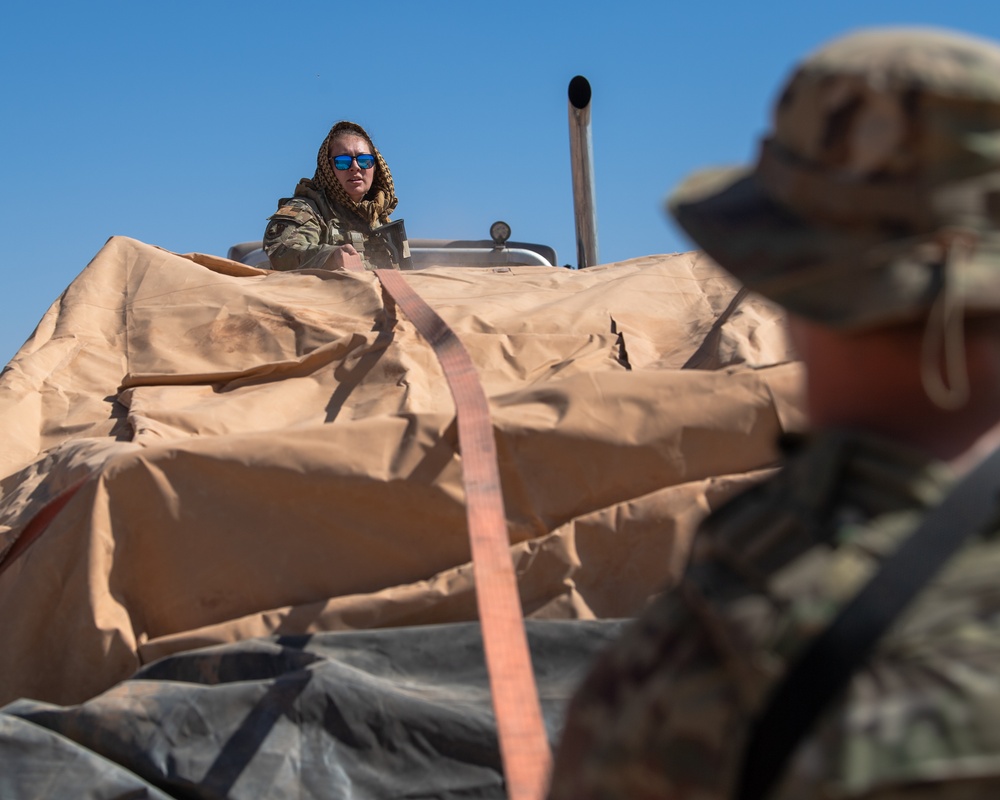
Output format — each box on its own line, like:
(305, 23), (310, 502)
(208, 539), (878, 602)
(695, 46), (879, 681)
(341, 253), (366, 272)
(374, 269), (551, 800)
(0, 477), (88, 577)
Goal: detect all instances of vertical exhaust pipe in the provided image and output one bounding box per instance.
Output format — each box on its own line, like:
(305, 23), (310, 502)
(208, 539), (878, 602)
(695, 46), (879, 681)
(568, 75), (599, 269)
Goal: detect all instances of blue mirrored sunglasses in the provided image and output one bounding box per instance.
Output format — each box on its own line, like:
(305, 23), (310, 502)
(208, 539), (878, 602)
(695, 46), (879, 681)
(333, 154), (376, 171)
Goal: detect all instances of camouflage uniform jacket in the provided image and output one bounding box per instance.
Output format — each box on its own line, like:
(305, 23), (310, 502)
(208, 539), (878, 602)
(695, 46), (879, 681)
(547, 430), (1000, 799)
(262, 182), (397, 272)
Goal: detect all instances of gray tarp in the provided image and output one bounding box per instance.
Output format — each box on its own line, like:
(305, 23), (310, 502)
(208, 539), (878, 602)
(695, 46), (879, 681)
(1, 621), (624, 799)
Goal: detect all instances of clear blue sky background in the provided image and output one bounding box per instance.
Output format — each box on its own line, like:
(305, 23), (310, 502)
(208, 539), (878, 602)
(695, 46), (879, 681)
(2, 0), (998, 365)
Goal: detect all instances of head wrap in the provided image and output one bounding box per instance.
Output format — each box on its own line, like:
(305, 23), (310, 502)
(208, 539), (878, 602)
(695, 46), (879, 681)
(313, 120), (398, 228)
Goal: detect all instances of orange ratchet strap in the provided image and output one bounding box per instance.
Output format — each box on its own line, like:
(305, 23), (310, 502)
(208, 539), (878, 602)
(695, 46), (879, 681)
(374, 269), (551, 800)
(0, 477), (88, 577)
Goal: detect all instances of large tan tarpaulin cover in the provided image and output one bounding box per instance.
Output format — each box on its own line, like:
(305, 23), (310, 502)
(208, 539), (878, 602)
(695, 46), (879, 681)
(0, 236), (803, 706)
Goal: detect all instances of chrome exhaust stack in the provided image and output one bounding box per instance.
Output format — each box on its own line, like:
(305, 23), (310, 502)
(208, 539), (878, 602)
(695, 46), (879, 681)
(568, 75), (599, 269)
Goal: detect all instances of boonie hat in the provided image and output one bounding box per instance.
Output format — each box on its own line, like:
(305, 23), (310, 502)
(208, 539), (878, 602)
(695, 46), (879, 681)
(668, 27), (1000, 329)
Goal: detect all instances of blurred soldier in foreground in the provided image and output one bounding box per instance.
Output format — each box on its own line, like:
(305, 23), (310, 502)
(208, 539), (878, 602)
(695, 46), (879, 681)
(547, 27), (1000, 800)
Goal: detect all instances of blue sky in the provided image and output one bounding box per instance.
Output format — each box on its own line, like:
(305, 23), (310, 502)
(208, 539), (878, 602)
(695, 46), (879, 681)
(2, 0), (998, 365)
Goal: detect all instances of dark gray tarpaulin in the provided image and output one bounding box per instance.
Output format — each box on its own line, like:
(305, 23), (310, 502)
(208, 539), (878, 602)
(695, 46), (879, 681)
(0, 621), (624, 799)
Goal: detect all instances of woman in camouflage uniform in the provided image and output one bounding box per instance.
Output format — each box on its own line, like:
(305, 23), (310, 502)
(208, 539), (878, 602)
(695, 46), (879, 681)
(263, 120), (401, 271)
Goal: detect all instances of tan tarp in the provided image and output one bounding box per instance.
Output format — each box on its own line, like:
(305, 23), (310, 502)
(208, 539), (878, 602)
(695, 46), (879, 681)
(0, 236), (804, 706)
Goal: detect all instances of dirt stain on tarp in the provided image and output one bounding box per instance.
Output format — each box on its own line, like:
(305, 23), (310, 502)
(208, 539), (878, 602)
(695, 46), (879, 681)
(184, 308), (283, 354)
(183, 305), (359, 359)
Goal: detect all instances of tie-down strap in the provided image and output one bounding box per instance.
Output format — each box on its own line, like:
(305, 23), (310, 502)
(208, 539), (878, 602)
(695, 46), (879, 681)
(374, 268), (551, 800)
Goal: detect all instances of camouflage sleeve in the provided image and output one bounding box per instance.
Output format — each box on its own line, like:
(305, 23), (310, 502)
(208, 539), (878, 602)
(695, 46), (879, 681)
(262, 202), (341, 271)
(546, 584), (747, 800)
(549, 431), (1000, 800)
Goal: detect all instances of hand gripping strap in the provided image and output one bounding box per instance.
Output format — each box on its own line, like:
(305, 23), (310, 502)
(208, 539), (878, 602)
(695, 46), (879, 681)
(374, 269), (551, 800)
(737, 445), (1000, 800)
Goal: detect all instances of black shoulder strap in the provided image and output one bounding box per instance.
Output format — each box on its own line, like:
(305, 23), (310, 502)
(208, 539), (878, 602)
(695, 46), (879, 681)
(736, 445), (1000, 800)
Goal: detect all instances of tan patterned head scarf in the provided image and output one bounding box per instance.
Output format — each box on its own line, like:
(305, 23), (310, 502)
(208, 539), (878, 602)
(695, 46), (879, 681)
(313, 120), (398, 228)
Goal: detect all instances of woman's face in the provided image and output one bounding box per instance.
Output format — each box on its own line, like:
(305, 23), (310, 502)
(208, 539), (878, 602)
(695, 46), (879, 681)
(329, 134), (375, 202)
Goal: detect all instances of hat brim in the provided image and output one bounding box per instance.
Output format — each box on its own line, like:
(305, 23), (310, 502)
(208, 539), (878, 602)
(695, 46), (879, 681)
(667, 166), (956, 329)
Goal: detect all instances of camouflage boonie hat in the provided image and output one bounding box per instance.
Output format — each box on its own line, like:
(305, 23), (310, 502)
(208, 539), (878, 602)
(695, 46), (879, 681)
(668, 27), (1000, 329)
